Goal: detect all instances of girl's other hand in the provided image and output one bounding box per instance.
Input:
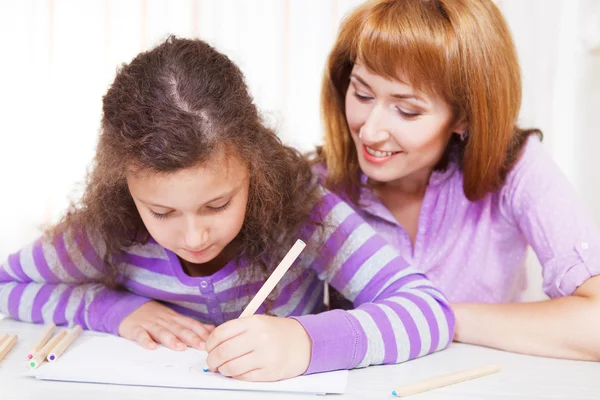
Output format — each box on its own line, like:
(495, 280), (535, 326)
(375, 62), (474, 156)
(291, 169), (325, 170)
(205, 315), (311, 381)
(118, 301), (215, 351)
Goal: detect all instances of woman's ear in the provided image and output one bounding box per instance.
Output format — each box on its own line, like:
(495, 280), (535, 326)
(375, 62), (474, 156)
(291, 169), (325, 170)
(451, 116), (468, 141)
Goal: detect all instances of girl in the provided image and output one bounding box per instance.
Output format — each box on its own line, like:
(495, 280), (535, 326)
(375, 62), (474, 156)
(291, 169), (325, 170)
(0, 37), (454, 381)
(316, 0), (600, 361)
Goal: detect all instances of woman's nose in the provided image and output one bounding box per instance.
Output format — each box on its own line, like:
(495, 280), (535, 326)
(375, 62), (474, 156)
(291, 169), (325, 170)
(359, 105), (390, 144)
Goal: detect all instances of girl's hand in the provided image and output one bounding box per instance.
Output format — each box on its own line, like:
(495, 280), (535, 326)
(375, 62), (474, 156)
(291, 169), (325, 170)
(205, 315), (311, 381)
(118, 301), (215, 351)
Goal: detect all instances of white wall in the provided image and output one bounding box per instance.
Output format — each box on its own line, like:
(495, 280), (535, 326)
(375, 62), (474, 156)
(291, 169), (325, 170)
(0, 0), (598, 301)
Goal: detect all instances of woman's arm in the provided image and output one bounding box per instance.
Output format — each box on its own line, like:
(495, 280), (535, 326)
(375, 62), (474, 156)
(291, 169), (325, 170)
(453, 275), (600, 360)
(455, 139), (600, 360)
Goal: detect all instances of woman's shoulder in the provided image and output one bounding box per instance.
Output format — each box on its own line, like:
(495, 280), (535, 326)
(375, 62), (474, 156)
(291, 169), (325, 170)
(502, 135), (561, 197)
(496, 135), (575, 221)
(310, 161), (328, 182)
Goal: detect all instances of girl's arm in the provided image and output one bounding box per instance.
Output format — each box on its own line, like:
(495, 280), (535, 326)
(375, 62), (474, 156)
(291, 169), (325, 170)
(293, 190), (455, 374)
(0, 227), (151, 334)
(454, 139), (600, 360)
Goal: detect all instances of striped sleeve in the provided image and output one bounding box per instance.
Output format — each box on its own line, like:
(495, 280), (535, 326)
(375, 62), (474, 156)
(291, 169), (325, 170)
(293, 189), (455, 374)
(0, 227), (151, 334)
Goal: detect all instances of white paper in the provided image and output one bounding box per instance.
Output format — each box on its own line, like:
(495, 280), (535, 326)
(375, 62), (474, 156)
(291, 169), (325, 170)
(25, 334), (347, 395)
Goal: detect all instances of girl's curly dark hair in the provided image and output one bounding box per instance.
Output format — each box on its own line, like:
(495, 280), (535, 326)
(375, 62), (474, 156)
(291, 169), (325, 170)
(51, 36), (322, 287)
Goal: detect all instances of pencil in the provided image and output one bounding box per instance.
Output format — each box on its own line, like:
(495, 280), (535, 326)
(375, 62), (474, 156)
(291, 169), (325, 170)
(27, 323), (56, 359)
(47, 325), (83, 362)
(29, 331), (66, 369)
(203, 239), (306, 372)
(391, 363), (501, 397)
(0, 334), (7, 346)
(239, 239), (306, 318)
(0, 335), (17, 362)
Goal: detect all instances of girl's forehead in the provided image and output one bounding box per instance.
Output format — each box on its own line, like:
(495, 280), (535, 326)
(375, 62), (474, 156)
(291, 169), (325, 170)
(127, 155), (247, 182)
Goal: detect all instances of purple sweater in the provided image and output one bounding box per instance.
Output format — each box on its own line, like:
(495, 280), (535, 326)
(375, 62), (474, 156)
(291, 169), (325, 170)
(0, 188), (454, 374)
(333, 137), (600, 303)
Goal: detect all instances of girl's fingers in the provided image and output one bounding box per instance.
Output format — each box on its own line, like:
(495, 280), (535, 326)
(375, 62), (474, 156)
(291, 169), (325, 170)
(174, 315), (215, 341)
(206, 334), (255, 371)
(206, 319), (248, 352)
(233, 368), (269, 382)
(147, 323), (186, 351)
(216, 351), (260, 378)
(158, 319), (203, 350)
(133, 328), (158, 350)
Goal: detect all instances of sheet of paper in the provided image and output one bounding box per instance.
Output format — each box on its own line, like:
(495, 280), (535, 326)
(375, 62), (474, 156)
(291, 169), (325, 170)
(25, 334), (347, 395)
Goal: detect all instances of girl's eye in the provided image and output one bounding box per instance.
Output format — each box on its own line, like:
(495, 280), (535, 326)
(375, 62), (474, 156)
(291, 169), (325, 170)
(149, 210), (172, 219)
(397, 108), (421, 118)
(208, 200), (231, 212)
(353, 91), (372, 102)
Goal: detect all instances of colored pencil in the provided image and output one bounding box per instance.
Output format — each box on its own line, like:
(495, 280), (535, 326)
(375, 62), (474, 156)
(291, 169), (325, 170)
(392, 363), (501, 397)
(27, 323), (56, 359)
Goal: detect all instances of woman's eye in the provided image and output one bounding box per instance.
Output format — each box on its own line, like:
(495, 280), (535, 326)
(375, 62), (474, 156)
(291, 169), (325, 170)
(397, 108), (421, 118)
(353, 91), (372, 101)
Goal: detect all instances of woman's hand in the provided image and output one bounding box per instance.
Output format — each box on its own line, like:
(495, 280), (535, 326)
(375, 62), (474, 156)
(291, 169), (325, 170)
(118, 301), (215, 351)
(205, 315), (312, 381)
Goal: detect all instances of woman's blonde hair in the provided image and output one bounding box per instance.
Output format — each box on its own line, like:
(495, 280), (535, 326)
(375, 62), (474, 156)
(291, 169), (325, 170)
(319, 0), (540, 202)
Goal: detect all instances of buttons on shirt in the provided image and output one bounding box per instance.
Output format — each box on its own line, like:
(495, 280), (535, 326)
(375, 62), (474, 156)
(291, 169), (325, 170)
(581, 242), (590, 250)
(200, 280), (208, 288)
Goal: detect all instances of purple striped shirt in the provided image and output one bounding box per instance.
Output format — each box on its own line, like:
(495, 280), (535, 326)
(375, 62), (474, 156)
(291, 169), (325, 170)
(0, 187), (454, 374)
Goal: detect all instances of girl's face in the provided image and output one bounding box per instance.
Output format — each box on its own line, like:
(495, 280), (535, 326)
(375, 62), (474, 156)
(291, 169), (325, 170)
(127, 151), (249, 266)
(345, 64), (464, 186)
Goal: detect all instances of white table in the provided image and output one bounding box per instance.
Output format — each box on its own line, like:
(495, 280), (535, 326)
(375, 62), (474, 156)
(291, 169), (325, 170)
(1, 318), (599, 400)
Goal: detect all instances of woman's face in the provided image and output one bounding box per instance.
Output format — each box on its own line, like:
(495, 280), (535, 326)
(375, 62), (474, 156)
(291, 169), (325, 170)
(345, 63), (464, 185)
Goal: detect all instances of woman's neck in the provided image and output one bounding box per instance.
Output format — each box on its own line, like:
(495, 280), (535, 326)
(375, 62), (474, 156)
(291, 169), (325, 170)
(377, 167), (433, 198)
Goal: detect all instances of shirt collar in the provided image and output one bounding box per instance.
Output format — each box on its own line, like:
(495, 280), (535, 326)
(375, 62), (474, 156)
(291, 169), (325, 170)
(357, 161), (459, 223)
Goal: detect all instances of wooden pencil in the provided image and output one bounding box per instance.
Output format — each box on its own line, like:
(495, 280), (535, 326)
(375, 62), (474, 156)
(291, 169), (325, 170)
(27, 323), (56, 359)
(203, 239), (306, 372)
(29, 331), (66, 369)
(0, 334), (7, 347)
(0, 335), (18, 362)
(239, 239), (306, 318)
(392, 363), (501, 397)
(47, 325), (83, 362)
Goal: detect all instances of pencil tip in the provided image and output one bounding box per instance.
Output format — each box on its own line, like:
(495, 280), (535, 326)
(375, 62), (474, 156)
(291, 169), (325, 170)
(392, 391), (397, 397)
(27, 354), (33, 359)
(202, 368), (209, 372)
